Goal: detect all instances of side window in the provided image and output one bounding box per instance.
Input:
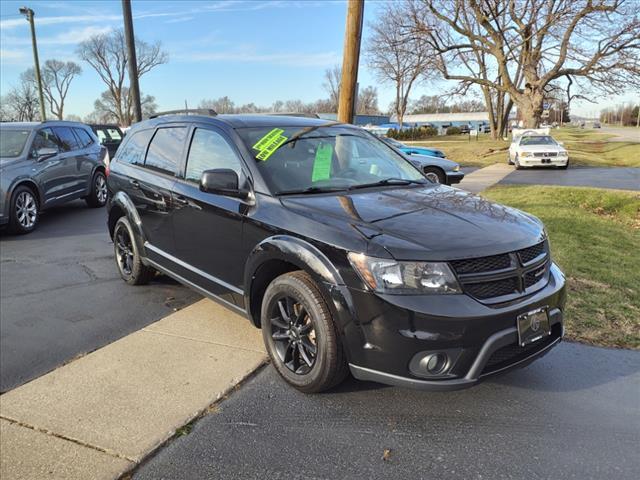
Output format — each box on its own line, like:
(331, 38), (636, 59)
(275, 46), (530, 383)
(144, 127), (187, 176)
(185, 128), (243, 183)
(74, 128), (94, 148)
(52, 126), (80, 152)
(31, 128), (60, 154)
(95, 129), (108, 144)
(106, 128), (122, 141)
(117, 129), (153, 165)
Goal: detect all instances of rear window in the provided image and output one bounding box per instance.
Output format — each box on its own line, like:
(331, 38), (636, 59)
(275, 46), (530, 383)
(0, 129), (31, 158)
(52, 126), (80, 151)
(144, 127), (187, 176)
(73, 128), (94, 148)
(117, 129), (153, 165)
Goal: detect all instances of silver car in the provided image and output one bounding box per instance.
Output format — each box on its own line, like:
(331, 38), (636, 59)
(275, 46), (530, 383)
(0, 121), (109, 234)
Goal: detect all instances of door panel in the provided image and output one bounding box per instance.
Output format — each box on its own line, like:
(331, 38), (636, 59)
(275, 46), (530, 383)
(171, 127), (249, 304)
(29, 128), (72, 203)
(51, 126), (85, 196)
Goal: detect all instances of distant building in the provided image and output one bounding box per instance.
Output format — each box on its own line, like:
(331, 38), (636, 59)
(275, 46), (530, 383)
(317, 113), (390, 126)
(392, 112), (490, 126)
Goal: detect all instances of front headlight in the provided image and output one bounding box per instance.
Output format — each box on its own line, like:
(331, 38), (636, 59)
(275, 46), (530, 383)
(521, 151), (534, 157)
(348, 253), (461, 295)
(453, 165), (460, 172)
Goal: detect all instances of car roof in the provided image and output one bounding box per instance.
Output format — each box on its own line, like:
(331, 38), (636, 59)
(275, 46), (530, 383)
(1, 120), (89, 130)
(137, 114), (340, 130)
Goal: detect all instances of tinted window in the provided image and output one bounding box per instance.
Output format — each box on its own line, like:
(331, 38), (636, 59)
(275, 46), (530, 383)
(185, 129), (243, 183)
(0, 129), (31, 158)
(145, 127), (186, 175)
(117, 129), (153, 165)
(74, 128), (94, 148)
(52, 127), (80, 151)
(32, 128), (61, 153)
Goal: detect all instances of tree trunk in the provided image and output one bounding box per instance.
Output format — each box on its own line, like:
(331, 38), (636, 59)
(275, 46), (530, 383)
(514, 92), (544, 128)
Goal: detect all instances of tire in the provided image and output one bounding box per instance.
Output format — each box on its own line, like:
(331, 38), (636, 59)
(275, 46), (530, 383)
(508, 152), (514, 165)
(113, 216), (155, 285)
(423, 167), (445, 184)
(8, 185), (39, 234)
(86, 170), (108, 208)
(515, 154), (523, 170)
(261, 271), (349, 393)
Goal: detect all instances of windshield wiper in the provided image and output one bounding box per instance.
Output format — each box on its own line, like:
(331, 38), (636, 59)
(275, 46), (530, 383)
(346, 178), (427, 191)
(276, 186), (347, 196)
(278, 123), (337, 150)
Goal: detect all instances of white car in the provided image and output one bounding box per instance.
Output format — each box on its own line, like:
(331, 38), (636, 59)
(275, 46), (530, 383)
(508, 131), (569, 169)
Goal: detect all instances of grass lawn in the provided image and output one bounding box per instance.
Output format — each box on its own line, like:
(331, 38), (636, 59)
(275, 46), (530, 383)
(484, 185), (640, 349)
(409, 127), (640, 168)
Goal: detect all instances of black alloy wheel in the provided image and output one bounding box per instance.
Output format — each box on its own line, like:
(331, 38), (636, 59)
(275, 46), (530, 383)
(113, 217), (155, 285)
(270, 295), (318, 375)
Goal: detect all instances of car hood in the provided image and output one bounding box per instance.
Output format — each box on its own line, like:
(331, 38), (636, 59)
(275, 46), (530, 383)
(281, 185), (545, 261)
(407, 154), (459, 171)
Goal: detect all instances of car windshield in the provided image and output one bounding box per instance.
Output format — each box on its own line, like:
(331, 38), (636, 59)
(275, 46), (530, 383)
(0, 129), (31, 158)
(520, 136), (557, 146)
(236, 125), (425, 194)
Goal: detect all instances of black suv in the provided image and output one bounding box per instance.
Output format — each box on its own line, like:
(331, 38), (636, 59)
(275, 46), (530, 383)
(1, 121), (109, 233)
(107, 110), (566, 393)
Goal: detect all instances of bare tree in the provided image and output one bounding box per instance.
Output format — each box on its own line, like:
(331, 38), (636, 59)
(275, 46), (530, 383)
(77, 29), (167, 126)
(366, 3), (434, 127)
(322, 66), (342, 111)
(357, 86), (380, 114)
(93, 88), (157, 122)
(198, 96), (235, 114)
(24, 60), (82, 120)
(406, 0), (640, 128)
(3, 80), (40, 121)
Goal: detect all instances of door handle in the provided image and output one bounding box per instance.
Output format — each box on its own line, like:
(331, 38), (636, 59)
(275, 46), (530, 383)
(129, 180), (140, 189)
(174, 195), (189, 205)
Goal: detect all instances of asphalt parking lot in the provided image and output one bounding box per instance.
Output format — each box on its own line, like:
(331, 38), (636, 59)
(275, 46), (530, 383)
(499, 166), (640, 191)
(135, 342), (640, 480)
(0, 201), (199, 393)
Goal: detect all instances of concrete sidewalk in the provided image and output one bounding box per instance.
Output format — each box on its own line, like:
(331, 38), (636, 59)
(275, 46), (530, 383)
(0, 299), (266, 480)
(457, 163), (514, 193)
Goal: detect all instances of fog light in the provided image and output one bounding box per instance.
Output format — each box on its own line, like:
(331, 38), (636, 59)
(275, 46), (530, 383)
(421, 353), (448, 374)
(409, 348), (462, 379)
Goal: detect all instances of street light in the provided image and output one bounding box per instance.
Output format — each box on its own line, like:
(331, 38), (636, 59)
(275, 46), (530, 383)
(19, 6), (46, 121)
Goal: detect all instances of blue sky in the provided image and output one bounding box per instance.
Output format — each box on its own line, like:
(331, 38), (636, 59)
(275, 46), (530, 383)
(0, 0), (635, 119)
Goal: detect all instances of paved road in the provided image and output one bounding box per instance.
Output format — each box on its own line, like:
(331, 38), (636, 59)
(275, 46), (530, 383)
(135, 342), (640, 480)
(601, 126), (640, 142)
(0, 201), (199, 392)
(499, 166), (640, 191)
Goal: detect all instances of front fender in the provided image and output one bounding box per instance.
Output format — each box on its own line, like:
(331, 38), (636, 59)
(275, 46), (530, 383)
(108, 191), (147, 255)
(243, 235), (366, 360)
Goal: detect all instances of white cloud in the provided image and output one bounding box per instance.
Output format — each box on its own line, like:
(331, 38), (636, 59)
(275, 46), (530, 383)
(179, 50), (341, 67)
(40, 26), (113, 45)
(0, 14), (121, 30)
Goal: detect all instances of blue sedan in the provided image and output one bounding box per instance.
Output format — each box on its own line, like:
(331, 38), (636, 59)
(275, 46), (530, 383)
(381, 137), (447, 158)
(380, 137), (463, 185)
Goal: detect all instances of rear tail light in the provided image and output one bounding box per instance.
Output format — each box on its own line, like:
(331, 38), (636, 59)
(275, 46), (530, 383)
(104, 150), (111, 177)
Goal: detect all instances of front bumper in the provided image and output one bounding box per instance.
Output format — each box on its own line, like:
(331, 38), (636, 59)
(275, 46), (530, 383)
(519, 156), (568, 167)
(445, 171), (465, 185)
(342, 263), (566, 391)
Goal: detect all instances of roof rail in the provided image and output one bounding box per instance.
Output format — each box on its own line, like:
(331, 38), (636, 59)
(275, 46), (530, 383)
(149, 109), (218, 119)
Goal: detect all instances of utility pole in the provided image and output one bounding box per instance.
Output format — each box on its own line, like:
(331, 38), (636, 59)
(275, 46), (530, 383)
(122, 0), (142, 124)
(337, 0), (364, 124)
(19, 6), (46, 121)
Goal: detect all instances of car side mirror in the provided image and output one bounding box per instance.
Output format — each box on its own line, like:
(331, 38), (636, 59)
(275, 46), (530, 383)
(200, 169), (248, 199)
(34, 147), (58, 161)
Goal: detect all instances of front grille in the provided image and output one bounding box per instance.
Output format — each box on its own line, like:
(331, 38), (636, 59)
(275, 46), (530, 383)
(481, 325), (561, 376)
(465, 277), (519, 300)
(450, 253), (511, 274)
(450, 241), (549, 302)
(533, 152), (558, 157)
(519, 242), (545, 264)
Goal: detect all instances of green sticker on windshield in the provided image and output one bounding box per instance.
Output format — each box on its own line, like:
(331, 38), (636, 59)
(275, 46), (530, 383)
(253, 128), (287, 161)
(311, 143), (333, 182)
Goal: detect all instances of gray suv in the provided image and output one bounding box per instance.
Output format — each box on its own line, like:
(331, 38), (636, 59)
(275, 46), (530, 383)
(0, 121), (109, 234)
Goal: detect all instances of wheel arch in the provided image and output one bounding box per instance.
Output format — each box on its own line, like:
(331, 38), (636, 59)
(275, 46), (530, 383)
(243, 235), (347, 328)
(107, 191), (147, 254)
(9, 179), (44, 210)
